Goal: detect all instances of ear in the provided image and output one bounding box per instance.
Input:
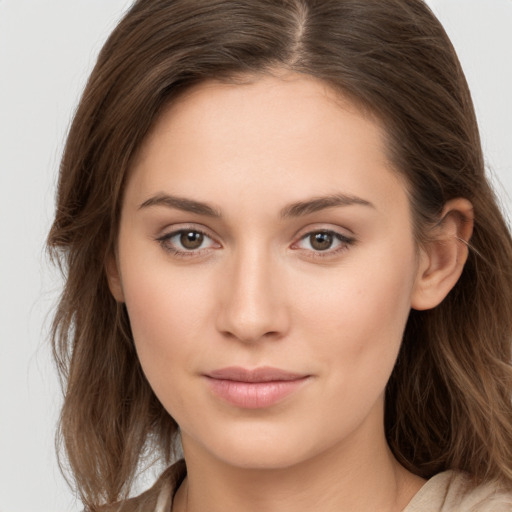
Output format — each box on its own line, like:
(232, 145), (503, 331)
(105, 252), (125, 303)
(411, 198), (474, 311)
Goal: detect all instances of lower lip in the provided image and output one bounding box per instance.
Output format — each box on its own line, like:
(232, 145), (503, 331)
(205, 377), (310, 409)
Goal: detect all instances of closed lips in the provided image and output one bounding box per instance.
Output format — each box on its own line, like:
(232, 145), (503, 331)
(204, 367), (311, 409)
(205, 366), (309, 382)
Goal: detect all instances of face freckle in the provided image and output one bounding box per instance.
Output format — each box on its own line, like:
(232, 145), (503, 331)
(113, 71), (421, 471)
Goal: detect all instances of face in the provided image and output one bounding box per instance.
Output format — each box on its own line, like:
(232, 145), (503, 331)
(112, 72), (424, 470)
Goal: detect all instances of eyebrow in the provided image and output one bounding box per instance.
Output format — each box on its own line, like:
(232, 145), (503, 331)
(138, 192), (374, 218)
(280, 193), (374, 218)
(139, 193), (221, 217)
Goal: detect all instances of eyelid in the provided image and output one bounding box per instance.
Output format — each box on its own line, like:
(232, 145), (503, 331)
(290, 225), (357, 257)
(292, 230), (354, 248)
(155, 223), (222, 255)
(291, 223), (355, 243)
(155, 221), (216, 238)
(292, 219), (355, 235)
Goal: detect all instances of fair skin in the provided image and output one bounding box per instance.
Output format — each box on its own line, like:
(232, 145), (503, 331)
(108, 71), (473, 512)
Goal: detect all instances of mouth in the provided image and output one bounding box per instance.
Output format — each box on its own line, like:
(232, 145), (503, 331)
(204, 366), (311, 409)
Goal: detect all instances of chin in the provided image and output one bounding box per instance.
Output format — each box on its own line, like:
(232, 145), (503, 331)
(183, 418), (332, 471)
(213, 445), (308, 471)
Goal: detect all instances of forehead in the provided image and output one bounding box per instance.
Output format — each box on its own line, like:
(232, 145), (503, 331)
(126, 72), (407, 218)
(149, 72), (384, 152)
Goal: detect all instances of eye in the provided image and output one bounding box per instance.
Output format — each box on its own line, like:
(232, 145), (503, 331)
(177, 230), (206, 250)
(157, 228), (219, 255)
(293, 229), (355, 256)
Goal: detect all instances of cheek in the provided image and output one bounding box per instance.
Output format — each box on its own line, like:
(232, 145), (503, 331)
(293, 244), (416, 395)
(119, 251), (212, 401)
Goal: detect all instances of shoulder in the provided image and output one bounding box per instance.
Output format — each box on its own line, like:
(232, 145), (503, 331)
(94, 459), (187, 512)
(405, 470), (512, 512)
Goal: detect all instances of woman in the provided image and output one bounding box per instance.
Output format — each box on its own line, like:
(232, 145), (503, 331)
(47, 0), (512, 510)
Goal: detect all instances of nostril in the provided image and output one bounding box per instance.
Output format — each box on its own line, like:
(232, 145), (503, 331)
(217, 308), (288, 344)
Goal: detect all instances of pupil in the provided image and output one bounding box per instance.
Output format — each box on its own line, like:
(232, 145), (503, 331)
(311, 232), (333, 251)
(180, 231), (203, 249)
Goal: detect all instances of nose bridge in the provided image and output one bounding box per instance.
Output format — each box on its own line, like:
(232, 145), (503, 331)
(216, 241), (287, 343)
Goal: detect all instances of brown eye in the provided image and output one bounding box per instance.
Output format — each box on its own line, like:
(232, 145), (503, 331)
(309, 232), (334, 251)
(157, 228), (219, 255)
(293, 229), (354, 256)
(180, 231), (204, 249)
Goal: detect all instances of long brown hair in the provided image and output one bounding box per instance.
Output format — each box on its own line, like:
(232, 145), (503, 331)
(48, 0), (512, 508)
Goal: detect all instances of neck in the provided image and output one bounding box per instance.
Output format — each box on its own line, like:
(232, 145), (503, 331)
(173, 411), (425, 512)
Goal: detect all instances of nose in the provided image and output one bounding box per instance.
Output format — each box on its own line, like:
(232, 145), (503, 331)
(215, 245), (290, 344)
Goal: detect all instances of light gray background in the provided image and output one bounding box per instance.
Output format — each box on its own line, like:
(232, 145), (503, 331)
(0, 1), (511, 511)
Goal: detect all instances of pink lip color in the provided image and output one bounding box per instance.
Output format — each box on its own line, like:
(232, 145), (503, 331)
(204, 366), (310, 409)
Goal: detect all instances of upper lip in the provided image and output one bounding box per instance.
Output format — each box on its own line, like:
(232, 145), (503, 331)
(206, 366), (308, 383)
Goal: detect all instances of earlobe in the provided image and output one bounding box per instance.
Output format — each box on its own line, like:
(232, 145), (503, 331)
(105, 253), (125, 303)
(411, 198), (474, 311)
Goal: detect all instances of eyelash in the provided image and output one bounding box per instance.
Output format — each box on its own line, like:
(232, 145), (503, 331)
(156, 227), (218, 257)
(292, 230), (356, 258)
(156, 227), (356, 259)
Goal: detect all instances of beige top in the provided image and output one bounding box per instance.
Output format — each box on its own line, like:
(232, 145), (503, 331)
(403, 470), (512, 511)
(102, 460), (512, 511)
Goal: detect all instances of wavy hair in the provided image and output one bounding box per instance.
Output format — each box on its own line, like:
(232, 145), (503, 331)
(47, 0), (512, 508)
